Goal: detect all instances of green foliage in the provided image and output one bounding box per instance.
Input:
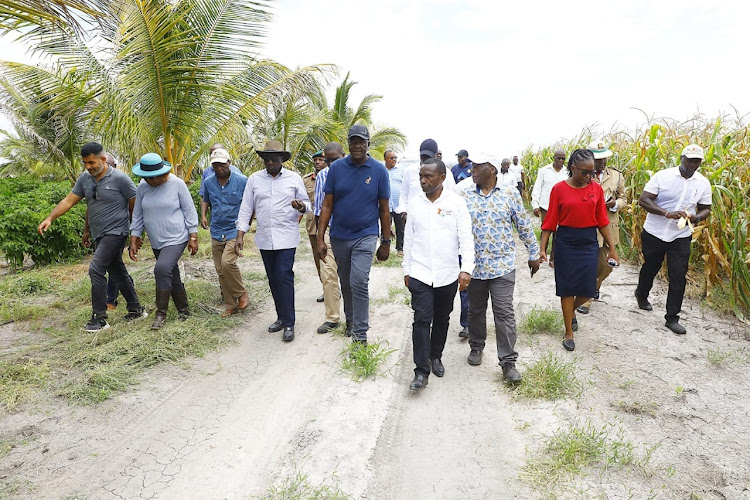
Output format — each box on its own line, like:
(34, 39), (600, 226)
(0, 177), (87, 266)
(256, 470), (351, 500)
(519, 307), (564, 335)
(514, 352), (581, 400)
(0, 360), (50, 411)
(340, 341), (396, 381)
(189, 179), (201, 214)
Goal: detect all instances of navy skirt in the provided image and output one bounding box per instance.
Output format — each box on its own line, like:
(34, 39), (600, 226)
(553, 226), (598, 298)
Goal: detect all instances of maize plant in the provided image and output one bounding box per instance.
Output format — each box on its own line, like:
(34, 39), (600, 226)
(521, 114), (750, 323)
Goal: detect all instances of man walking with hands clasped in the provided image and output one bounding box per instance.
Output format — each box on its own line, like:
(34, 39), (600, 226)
(403, 158), (474, 390)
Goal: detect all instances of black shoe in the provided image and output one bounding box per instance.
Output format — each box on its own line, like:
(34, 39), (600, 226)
(268, 320), (283, 332)
(316, 294), (325, 303)
(502, 363), (522, 383)
(571, 317), (578, 332)
(576, 305), (589, 315)
(594, 289), (600, 300)
(409, 373), (429, 390)
(458, 326), (470, 339)
(431, 358), (445, 377)
(635, 292), (653, 311)
(468, 349), (483, 366)
(562, 338), (576, 351)
(316, 321), (338, 334)
(84, 314), (110, 332)
(123, 306), (148, 321)
(282, 326), (295, 341)
(665, 321), (686, 335)
(345, 322), (352, 337)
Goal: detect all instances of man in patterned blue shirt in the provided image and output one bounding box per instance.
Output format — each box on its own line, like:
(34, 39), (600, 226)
(459, 153), (541, 383)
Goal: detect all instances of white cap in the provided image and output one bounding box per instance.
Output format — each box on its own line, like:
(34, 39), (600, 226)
(210, 148), (231, 164)
(470, 152), (501, 169)
(681, 144), (704, 159)
(586, 140), (614, 159)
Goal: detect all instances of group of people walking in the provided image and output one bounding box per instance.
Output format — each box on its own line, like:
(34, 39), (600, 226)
(36, 130), (712, 391)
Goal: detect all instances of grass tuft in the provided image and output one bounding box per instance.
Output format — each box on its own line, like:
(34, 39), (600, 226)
(256, 470), (351, 500)
(519, 307), (564, 335)
(521, 420), (639, 492)
(340, 341), (396, 381)
(513, 352), (581, 400)
(0, 360), (50, 411)
(372, 253), (403, 268)
(706, 347), (749, 367)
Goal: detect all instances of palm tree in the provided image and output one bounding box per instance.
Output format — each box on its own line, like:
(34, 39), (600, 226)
(0, 0), (330, 181)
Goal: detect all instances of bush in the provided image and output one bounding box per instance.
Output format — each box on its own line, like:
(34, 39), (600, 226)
(188, 178), (202, 214)
(0, 177), (88, 266)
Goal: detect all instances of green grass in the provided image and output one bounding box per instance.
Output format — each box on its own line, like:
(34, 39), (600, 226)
(374, 283), (410, 305)
(519, 307), (564, 335)
(372, 252), (403, 268)
(513, 352), (581, 400)
(256, 470), (351, 500)
(0, 262), (270, 409)
(340, 340), (396, 381)
(521, 420), (640, 493)
(706, 347), (749, 367)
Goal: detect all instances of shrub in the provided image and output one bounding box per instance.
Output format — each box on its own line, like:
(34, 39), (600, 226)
(0, 178), (88, 266)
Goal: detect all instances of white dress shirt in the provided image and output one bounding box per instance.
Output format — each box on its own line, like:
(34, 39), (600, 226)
(510, 163), (523, 180)
(236, 168), (310, 250)
(498, 170), (519, 187)
(642, 167), (711, 242)
(403, 188), (475, 287)
(398, 163), (457, 213)
(531, 163), (569, 210)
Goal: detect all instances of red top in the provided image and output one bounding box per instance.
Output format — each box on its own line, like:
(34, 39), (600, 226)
(541, 180), (610, 230)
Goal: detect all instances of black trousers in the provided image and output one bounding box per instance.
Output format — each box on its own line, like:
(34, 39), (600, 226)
(636, 230), (691, 322)
(89, 234), (141, 317)
(391, 211), (406, 251)
(408, 278), (458, 376)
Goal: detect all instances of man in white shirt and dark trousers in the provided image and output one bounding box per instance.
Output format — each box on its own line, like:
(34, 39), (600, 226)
(635, 144), (712, 335)
(235, 141), (311, 342)
(531, 149), (568, 265)
(403, 158), (474, 390)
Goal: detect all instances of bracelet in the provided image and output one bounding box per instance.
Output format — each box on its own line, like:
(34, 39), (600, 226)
(190, 237), (197, 241)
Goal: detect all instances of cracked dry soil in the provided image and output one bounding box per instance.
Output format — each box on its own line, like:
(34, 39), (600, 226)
(1, 237), (749, 500)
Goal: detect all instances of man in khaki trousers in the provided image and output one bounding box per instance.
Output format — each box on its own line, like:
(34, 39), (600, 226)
(303, 151), (327, 303)
(577, 141), (626, 314)
(200, 148), (250, 317)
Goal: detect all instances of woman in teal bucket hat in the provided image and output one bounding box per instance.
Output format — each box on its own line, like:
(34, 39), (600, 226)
(129, 153), (199, 329)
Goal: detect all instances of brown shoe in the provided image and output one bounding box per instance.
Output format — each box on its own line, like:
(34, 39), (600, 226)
(221, 306), (237, 318)
(107, 303), (117, 311)
(237, 291), (250, 311)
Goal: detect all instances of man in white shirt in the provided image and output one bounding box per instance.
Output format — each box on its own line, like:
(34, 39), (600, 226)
(498, 158), (520, 189)
(635, 144), (712, 335)
(531, 149), (568, 264)
(397, 138), (457, 217)
(235, 141), (311, 342)
(511, 155), (525, 192)
(403, 158), (474, 390)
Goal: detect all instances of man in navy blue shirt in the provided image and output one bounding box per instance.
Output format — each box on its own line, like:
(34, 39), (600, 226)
(317, 125), (392, 344)
(201, 148), (250, 317)
(451, 149), (473, 184)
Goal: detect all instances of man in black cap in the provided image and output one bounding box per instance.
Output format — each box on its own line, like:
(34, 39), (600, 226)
(452, 149), (472, 184)
(317, 125), (392, 344)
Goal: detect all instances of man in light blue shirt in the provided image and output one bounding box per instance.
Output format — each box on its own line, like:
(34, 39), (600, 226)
(384, 149), (405, 256)
(199, 142), (242, 199)
(235, 141), (310, 342)
(201, 148), (249, 318)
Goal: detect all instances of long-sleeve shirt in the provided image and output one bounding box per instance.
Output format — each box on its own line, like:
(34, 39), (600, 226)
(313, 166), (329, 216)
(131, 174), (198, 250)
(386, 164), (404, 213)
(531, 163), (569, 210)
(398, 162), (457, 213)
(403, 188), (474, 287)
(459, 182), (540, 280)
(236, 167), (310, 250)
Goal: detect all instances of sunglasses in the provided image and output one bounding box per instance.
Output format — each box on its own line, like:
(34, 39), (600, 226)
(92, 184), (98, 200)
(576, 168), (595, 177)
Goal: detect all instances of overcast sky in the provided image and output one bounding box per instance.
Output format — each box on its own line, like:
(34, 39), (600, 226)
(264, 0), (750, 160)
(2, 1), (749, 163)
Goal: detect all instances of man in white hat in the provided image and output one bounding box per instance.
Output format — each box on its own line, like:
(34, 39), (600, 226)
(635, 144), (712, 335)
(576, 141), (626, 315)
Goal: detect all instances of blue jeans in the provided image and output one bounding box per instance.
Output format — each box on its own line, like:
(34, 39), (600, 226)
(331, 235), (377, 341)
(260, 248), (297, 328)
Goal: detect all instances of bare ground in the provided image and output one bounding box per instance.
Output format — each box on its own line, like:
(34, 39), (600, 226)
(1, 238), (749, 499)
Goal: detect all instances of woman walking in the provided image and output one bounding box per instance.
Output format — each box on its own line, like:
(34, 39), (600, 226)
(539, 149), (619, 351)
(129, 153), (199, 329)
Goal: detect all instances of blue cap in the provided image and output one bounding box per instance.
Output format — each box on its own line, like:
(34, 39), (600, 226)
(419, 138), (438, 157)
(132, 152), (172, 177)
(348, 124), (370, 140)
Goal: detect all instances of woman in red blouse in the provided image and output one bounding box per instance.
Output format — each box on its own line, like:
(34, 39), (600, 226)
(540, 149), (620, 351)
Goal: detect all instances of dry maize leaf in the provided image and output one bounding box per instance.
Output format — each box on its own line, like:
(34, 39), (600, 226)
(707, 234), (731, 270)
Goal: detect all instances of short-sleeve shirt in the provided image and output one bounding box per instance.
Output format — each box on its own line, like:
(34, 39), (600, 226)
(203, 170), (248, 241)
(324, 155), (390, 240)
(199, 164), (243, 198)
(642, 167), (712, 242)
(71, 167), (136, 240)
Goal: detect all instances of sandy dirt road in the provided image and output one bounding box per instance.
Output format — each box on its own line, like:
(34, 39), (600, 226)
(1, 238), (749, 499)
